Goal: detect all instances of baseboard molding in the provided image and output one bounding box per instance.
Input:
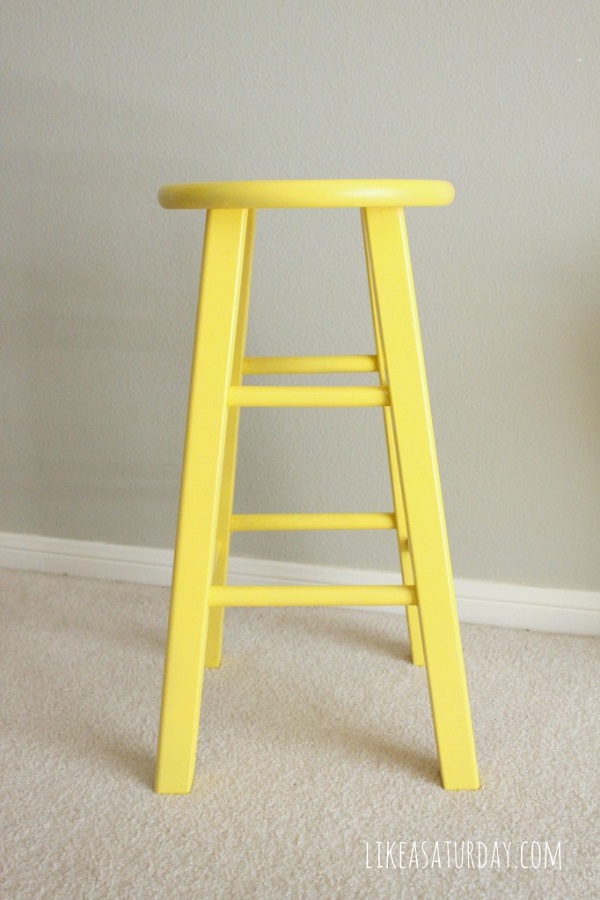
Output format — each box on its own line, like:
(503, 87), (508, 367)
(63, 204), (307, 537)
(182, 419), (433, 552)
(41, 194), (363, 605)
(0, 531), (598, 636)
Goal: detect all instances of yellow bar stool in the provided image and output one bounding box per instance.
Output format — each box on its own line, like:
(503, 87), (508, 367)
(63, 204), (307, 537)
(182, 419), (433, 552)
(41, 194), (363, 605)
(155, 179), (480, 794)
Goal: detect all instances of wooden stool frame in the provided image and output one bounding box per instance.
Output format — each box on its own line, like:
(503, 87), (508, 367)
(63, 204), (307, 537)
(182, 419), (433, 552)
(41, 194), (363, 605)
(154, 180), (479, 794)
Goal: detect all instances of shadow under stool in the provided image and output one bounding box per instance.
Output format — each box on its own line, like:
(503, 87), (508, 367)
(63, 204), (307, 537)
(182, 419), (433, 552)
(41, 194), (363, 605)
(154, 179), (480, 795)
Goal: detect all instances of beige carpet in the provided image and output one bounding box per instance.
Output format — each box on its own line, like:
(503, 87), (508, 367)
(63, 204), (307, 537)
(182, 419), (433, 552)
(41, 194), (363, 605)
(0, 568), (598, 899)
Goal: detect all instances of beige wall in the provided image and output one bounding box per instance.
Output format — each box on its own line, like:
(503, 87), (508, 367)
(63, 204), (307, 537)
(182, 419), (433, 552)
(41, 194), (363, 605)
(1, 2), (599, 589)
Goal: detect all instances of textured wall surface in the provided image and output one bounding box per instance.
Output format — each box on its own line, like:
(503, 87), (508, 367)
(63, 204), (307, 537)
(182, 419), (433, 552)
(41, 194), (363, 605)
(1, 2), (599, 588)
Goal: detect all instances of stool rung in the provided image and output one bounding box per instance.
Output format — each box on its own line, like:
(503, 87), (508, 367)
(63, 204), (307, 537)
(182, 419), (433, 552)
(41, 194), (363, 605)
(209, 585), (415, 607)
(242, 355), (378, 375)
(230, 512), (396, 531)
(228, 386), (389, 407)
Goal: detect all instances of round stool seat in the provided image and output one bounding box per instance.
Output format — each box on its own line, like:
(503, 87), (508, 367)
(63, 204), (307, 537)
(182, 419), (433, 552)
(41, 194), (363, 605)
(158, 179), (454, 210)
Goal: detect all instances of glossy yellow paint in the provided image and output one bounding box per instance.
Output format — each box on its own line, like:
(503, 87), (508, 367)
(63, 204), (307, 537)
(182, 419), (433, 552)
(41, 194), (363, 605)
(158, 179), (455, 210)
(155, 179), (479, 795)
(242, 354), (378, 375)
(228, 385), (388, 407)
(361, 209), (425, 668)
(155, 208), (250, 794)
(209, 585), (415, 607)
(230, 513), (396, 531)
(363, 206), (479, 790)
(205, 211), (256, 669)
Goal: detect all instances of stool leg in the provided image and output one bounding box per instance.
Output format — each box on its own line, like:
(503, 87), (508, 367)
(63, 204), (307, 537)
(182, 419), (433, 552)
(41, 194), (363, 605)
(363, 207), (479, 790)
(205, 210), (256, 668)
(361, 211), (425, 667)
(155, 208), (250, 794)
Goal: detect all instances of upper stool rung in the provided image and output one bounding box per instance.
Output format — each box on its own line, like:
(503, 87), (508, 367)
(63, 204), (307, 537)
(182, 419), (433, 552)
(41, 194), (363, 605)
(242, 354), (379, 375)
(228, 385), (388, 407)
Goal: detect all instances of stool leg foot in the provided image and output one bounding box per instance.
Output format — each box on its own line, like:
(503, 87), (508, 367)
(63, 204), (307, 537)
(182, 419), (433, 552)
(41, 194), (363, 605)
(155, 209), (251, 794)
(363, 207), (479, 790)
(405, 606), (424, 667)
(205, 211), (256, 670)
(205, 607), (225, 669)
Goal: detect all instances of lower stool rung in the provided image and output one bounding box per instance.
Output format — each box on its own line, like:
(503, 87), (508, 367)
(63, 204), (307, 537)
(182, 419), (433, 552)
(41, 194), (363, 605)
(209, 585), (415, 607)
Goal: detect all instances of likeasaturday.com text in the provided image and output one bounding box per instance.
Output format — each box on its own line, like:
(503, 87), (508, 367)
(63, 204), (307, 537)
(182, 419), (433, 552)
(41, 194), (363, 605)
(365, 840), (561, 870)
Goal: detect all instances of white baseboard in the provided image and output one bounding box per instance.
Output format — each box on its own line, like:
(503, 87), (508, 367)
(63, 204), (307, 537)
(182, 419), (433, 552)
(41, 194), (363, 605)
(0, 531), (598, 636)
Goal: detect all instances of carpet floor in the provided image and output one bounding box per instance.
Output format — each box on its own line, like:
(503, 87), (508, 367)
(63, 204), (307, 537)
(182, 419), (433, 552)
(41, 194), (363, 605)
(0, 568), (598, 899)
